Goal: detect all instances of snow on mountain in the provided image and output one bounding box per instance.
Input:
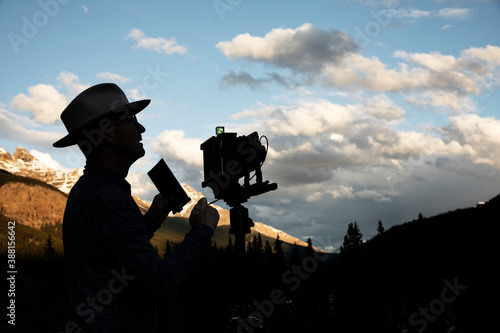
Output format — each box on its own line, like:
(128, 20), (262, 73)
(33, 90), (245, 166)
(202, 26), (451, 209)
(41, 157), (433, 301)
(0, 146), (308, 248)
(0, 146), (83, 193)
(175, 183), (230, 226)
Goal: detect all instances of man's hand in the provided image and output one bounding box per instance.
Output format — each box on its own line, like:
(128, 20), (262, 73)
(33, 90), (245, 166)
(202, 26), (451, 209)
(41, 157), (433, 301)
(189, 198), (219, 231)
(144, 194), (174, 228)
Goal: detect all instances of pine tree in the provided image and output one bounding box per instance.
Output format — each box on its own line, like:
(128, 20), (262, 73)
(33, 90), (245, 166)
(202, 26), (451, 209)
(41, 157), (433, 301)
(290, 242), (301, 266)
(377, 220), (385, 235)
(247, 235), (255, 255)
(248, 233), (264, 264)
(274, 234), (285, 267)
(256, 233), (263, 255)
(43, 234), (56, 260)
(264, 240), (273, 260)
(341, 222), (363, 254)
(226, 236), (234, 255)
(306, 238), (314, 258)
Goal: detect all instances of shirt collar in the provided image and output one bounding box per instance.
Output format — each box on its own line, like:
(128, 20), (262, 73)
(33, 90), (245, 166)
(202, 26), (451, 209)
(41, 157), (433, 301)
(83, 162), (132, 191)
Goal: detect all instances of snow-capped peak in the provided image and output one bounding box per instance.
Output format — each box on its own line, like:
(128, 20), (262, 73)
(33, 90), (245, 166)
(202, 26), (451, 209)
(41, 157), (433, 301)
(0, 146), (83, 194)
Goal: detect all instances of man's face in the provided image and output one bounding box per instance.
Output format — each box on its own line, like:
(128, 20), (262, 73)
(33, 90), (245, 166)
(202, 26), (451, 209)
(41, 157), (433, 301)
(111, 114), (146, 164)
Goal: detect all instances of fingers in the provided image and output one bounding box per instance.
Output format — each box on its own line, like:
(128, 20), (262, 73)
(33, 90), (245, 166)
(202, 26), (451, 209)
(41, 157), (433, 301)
(190, 198), (208, 217)
(145, 194), (175, 227)
(195, 197), (208, 209)
(189, 198), (219, 230)
(153, 194), (174, 209)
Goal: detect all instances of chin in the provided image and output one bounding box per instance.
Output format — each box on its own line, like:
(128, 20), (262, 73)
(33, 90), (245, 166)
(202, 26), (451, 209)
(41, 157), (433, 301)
(130, 146), (146, 164)
(137, 147), (146, 159)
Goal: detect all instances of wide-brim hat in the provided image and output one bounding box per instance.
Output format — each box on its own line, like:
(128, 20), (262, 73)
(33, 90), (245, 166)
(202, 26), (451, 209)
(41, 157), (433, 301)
(53, 83), (150, 148)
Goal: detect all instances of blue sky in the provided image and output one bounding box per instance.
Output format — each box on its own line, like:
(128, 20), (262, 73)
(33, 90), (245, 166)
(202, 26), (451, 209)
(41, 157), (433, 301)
(1, 0), (500, 250)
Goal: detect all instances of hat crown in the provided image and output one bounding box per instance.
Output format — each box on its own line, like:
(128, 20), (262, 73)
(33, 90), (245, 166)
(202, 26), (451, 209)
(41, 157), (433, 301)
(60, 83), (129, 133)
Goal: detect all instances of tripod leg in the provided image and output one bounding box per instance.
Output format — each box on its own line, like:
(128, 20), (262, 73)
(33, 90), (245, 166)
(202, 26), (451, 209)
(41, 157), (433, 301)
(235, 231), (247, 317)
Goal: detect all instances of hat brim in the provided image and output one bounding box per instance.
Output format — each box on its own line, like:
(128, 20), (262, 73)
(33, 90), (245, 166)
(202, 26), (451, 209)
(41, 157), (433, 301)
(53, 99), (150, 148)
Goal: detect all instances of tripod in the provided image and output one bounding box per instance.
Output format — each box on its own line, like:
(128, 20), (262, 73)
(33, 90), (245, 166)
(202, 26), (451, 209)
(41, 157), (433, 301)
(226, 203), (266, 333)
(221, 171), (276, 333)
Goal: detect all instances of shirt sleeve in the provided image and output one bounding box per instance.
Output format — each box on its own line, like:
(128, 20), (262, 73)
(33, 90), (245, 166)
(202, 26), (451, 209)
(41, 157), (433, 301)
(98, 196), (214, 298)
(143, 213), (163, 239)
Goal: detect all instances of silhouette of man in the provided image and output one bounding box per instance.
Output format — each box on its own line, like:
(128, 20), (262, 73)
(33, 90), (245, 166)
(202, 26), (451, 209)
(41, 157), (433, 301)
(53, 83), (219, 332)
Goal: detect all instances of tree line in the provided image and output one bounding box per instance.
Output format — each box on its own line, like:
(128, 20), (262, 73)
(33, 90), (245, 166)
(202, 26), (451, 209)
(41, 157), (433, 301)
(2, 204), (495, 333)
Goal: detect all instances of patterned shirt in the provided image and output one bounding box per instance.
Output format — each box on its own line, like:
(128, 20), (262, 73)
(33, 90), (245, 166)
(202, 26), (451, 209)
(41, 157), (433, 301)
(63, 163), (213, 332)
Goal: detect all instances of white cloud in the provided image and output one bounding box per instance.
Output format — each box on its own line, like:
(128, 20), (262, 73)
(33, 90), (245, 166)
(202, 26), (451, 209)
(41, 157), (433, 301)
(10, 84), (68, 124)
(328, 185), (355, 199)
(443, 114), (500, 167)
(126, 171), (157, 198)
(232, 99), (357, 138)
(96, 72), (132, 83)
(150, 130), (203, 167)
(406, 91), (476, 113)
(125, 28), (187, 55)
(8, 72), (91, 125)
(0, 72), (94, 159)
(218, 25), (499, 101)
(384, 7), (471, 20)
(393, 50), (458, 72)
(306, 191), (323, 202)
(356, 94), (406, 120)
(462, 45), (500, 66)
(387, 8), (432, 18)
(82, 5), (89, 14)
(216, 23), (359, 73)
(126, 88), (149, 101)
(0, 104), (62, 147)
(437, 7), (472, 19)
(57, 71), (89, 94)
(323, 52), (480, 94)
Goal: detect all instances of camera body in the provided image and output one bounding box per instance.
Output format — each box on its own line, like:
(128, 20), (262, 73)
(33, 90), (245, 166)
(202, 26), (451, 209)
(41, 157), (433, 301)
(201, 129), (276, 207)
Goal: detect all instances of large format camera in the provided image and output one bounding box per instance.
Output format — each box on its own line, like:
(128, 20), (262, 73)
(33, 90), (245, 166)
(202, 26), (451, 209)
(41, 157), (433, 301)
(200, 127), (277, 207)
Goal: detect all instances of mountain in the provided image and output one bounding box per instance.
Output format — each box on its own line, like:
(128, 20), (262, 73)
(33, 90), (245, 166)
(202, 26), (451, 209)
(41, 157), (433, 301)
(327, 192), (500, 332)
(0, 146), (82, 193)
(0, 146), (310, 254)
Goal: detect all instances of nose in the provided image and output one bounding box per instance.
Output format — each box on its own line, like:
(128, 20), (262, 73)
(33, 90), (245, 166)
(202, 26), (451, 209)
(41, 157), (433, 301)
(137, 121), (145, 134)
